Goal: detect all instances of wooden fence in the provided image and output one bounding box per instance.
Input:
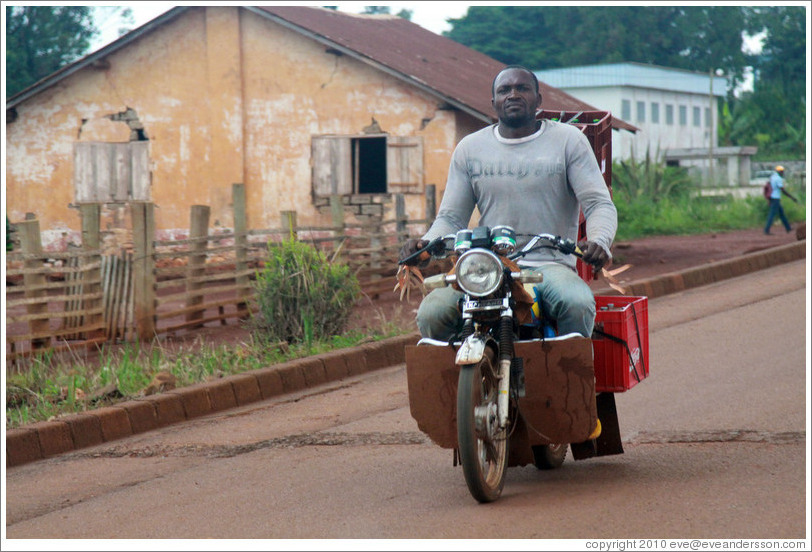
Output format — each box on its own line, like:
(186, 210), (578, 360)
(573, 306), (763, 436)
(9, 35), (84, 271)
(5, 185), (435, 364)
(6, 209), (106, 365)
(63, 251), (136, 342)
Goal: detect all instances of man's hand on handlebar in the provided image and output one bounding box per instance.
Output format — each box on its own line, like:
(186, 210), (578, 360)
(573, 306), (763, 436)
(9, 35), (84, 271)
(398, 238), (430, 267)
(578, 240), (610, 271)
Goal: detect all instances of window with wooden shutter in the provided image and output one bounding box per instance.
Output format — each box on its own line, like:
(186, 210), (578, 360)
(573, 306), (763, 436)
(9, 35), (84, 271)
(387, 135), (423, 194)
(311, 134), (424, 197)
(311, 136), (352, 196)
(74, 141), (150, 202)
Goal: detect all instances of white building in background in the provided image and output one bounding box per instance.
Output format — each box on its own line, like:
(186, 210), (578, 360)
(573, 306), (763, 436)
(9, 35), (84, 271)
(535, 62), (759, 188)
(535, 62), (726, 160)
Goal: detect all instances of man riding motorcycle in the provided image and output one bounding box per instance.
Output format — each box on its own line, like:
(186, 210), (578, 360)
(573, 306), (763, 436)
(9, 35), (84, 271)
(399, 64), (617, 340)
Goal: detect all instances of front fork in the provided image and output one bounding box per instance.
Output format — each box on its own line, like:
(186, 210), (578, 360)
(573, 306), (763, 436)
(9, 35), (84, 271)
(496, 315), (513, 429)
(456, 312), (515, 432)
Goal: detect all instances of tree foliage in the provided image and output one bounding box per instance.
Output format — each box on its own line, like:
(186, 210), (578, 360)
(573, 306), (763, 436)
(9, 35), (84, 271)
(93, 6), (135, 42)
(724, 6), (806, 157)
(5, 6), (98, 97)
(361, 5), (413, 20)
(445, 6), (751, 89)
(744, 5), (806, 90)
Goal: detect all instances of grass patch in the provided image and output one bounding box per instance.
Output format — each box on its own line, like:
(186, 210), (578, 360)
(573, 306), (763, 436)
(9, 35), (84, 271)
(5, 312), (412, 430)
(613, 173), (806, 241)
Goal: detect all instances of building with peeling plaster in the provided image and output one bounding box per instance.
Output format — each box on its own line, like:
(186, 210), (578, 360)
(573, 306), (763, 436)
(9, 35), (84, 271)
(5, 6), (635, 251)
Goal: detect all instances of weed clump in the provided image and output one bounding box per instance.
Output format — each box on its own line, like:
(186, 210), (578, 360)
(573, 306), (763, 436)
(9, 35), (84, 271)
(252, 237), (360, 345)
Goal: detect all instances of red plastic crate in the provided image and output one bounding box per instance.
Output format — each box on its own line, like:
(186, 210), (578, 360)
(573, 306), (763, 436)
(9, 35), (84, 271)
(592, 295), (649, 392)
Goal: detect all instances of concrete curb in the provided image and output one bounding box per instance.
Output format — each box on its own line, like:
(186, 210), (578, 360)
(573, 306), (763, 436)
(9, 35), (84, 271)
(5, 240), (806, 468)
(595, 240), (806, 299)
(5, 333), (419, 468)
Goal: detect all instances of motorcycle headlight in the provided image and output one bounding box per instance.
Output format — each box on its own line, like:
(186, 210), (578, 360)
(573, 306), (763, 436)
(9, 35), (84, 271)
(455, 249), (503, 297)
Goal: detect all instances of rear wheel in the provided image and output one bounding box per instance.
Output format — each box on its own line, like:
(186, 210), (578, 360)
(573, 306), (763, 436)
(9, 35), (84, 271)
(456, 348), (508, 503)
(532, 443), (567, 470)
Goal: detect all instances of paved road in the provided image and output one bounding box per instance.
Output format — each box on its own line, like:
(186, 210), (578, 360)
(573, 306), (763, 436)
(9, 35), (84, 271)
(4, 260), (808, 543)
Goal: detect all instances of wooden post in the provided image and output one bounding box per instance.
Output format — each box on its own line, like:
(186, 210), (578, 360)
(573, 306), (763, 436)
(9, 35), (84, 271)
(16, 219), (51, 350)
(369, 208), (383, 298)
(395, 193), (406, 239)
(232, 183), (249, 316)
(425, 184), (437, 224)
(281, 210), (297, 240)
(80, 203), (104, 339)
(131, 202), (156, 340)
(186, 205), (210, 326)
(329, 195), (344, 262)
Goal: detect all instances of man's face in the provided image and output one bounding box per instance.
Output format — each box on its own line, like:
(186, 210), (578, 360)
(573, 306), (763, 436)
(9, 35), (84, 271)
(492, 68), (540, 128)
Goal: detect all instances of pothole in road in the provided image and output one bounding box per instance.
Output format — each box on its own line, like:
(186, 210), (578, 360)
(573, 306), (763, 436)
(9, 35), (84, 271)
(81, 431), (430, 459)
(75, 429), (804, 461)
(627, 429), (804, 445)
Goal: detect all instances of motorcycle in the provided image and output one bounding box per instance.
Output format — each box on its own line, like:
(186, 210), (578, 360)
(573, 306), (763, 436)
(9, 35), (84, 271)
(401, 225), (649, 503)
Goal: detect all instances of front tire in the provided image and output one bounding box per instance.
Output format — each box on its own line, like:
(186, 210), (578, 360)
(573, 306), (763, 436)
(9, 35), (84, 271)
(457, 348), (508, 503)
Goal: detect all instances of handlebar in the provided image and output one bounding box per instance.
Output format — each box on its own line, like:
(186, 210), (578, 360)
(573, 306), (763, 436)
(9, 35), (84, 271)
(509, 233), (583, 261)
(399, 231), (584, 266)
(397, 236), (447, 266)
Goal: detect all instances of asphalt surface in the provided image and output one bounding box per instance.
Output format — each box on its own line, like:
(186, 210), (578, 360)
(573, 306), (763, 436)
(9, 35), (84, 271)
(4, 262), (807, 540)
(4, 239), (807, 468)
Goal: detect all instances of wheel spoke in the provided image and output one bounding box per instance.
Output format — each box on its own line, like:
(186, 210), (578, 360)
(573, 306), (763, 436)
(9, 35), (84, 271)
(483, 438), (498, 464)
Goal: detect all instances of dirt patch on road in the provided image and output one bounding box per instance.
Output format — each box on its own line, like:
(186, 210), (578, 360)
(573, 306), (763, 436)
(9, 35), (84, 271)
(607, 226), (804, 281)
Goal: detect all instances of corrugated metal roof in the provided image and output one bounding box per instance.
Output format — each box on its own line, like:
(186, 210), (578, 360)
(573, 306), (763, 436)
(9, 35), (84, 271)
(536, 62), (727, 97)
(6, 6), (635, 131)
(253, 6), (634, 131)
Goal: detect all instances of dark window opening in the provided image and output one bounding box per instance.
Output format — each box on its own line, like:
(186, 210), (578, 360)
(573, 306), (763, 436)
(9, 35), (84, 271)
(353, 136), (387, 194)
(666, 159), (680, 167)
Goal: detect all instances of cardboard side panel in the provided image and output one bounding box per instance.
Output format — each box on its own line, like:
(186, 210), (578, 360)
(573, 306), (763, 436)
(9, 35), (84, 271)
(405, 344), (459, 449)
(515, 338), (597, 445)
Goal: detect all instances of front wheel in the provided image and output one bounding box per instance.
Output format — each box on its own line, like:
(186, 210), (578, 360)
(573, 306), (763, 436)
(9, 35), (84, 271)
(457, 348), (508, 503)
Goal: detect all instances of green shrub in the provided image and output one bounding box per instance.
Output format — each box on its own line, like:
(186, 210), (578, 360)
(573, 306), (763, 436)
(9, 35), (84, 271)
(612, 146), (694, 204)
(252, 237), (360, 344)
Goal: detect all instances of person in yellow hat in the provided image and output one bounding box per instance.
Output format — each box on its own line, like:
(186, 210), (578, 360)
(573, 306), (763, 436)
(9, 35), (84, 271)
(764, 165), (798, 234)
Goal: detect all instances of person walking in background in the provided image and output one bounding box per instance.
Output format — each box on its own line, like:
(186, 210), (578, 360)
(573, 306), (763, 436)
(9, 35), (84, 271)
(764, 165), (798, 234)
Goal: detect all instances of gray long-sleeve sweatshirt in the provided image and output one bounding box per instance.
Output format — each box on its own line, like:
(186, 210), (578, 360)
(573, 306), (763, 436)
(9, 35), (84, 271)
(423, 120), (617, 270)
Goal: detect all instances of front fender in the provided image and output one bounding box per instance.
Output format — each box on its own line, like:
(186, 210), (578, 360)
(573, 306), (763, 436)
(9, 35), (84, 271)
(456, 334), (490, 365)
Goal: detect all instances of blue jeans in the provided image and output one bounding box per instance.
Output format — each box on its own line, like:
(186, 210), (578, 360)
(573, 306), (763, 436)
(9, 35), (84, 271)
(416, 263), (596, 340)
(764, 198), (791, 233)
